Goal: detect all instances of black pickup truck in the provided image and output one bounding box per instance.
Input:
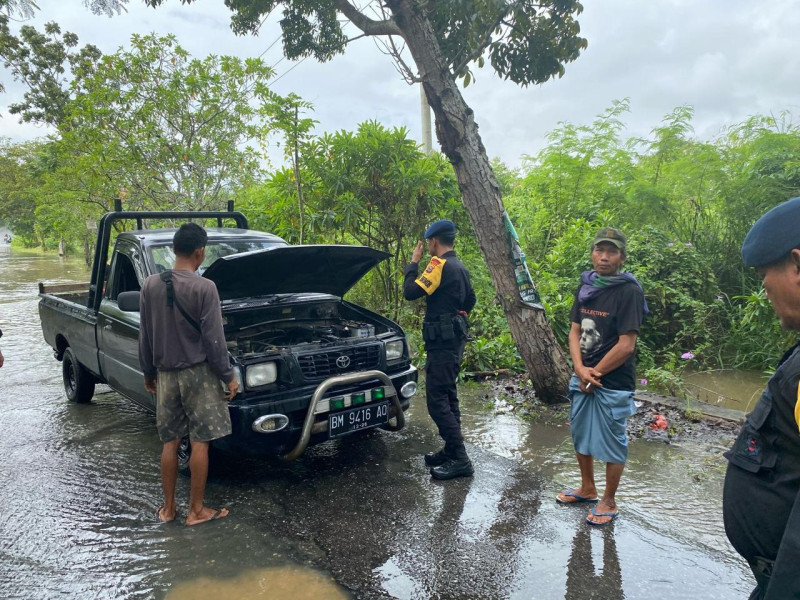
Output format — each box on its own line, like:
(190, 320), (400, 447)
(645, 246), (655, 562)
(38, 205), (417, 463)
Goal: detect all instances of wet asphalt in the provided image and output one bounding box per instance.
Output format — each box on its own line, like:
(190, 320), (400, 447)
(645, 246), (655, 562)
(0, 250), (753, 599)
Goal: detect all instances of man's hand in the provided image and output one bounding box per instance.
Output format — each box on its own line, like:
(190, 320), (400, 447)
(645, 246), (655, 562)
(576, 365), (603, 392)
(224, 379), (239, 402)
(144, 377), (157, 394)
(411, 240), (424, 264)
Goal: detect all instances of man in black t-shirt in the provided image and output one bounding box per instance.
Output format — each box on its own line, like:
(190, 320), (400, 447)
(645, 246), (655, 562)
(556, 228), (646, 527)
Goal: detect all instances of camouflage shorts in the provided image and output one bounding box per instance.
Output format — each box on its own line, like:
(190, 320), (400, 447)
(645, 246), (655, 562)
(156, 363), (232, 443)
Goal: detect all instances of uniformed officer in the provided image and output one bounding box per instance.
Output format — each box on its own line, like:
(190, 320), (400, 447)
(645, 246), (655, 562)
(723, 196), (800, 599)
(403, 219), (476, 480)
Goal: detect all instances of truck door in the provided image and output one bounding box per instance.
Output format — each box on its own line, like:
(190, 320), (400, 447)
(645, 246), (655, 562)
(97, 241), (154, 410)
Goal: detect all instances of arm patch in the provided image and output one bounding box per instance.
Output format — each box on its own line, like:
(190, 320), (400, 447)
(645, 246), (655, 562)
(795, 380), (800, 434)
(414, 257), (447, 295)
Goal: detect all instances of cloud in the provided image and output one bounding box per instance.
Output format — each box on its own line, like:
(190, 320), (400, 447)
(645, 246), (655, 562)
(2, 0), (799, 169)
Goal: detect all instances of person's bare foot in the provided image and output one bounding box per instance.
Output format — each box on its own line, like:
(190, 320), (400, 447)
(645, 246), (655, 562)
(586, 498), (618, 525)
(185, 506), (229, 526)
(556, 486), (598, 504)
(157, 505), (176, 523)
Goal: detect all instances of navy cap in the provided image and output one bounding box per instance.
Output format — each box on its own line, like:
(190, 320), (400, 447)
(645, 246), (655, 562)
(424, 219), (457, 239)
(742, 196), (800, 267)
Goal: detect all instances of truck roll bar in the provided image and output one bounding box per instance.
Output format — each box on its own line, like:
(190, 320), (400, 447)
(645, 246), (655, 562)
(88, 200), (249, 312)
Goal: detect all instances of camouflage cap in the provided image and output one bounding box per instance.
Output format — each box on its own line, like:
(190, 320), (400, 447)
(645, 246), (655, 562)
(593, 227), (626, 250)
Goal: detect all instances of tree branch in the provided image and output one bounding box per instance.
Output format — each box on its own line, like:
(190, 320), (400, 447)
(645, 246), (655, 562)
(451, 3), (512, 76)
(331, 0), (402, 37)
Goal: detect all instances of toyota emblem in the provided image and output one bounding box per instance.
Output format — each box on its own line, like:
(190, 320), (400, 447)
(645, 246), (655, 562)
(336, 355), (351, 369)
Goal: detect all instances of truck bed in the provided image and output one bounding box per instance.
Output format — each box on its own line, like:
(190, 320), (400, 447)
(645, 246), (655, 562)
(38, 282), (101, 379)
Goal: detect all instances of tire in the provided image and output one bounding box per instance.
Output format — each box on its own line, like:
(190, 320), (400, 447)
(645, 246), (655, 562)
(177, 436), (192, 476)
(62, 346), (96, 403)
(177, 437), (224, 477)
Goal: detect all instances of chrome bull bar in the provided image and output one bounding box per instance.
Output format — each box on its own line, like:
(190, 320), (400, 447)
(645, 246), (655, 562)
(282, 370), (406, 461)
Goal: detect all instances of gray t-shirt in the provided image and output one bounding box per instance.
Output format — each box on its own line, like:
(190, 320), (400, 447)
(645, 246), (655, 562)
(138, 270), (233, 383)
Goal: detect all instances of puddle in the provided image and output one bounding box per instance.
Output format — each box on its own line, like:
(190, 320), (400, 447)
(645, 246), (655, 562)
(2, 252), (753, 599)
(166, 566), (349, 599)
(683, 369), (767, 412)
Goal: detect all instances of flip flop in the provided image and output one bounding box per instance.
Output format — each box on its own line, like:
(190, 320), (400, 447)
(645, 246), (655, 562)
(186, 507), (229, 526)
(586, 505), (619, 527)
(556, 489), (600, 505)
(156, 506), (176, 523)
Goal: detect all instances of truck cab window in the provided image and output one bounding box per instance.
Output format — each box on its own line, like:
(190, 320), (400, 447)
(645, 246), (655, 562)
(107, 251), (141, 300)
(149, 240), (285, 275)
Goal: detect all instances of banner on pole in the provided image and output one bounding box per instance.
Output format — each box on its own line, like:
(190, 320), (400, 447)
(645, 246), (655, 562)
(503, 211), (544, 310)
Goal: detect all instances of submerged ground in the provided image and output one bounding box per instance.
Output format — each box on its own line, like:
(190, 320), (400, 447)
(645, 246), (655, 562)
(0, 250), (752, 599)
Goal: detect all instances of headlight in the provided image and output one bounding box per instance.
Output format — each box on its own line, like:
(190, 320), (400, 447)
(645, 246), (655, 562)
(386, 340), (404, 361)
(246, 362), (278, 387)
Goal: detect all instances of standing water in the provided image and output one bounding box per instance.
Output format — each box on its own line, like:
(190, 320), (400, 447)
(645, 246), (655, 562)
(0, 250), (753, 599)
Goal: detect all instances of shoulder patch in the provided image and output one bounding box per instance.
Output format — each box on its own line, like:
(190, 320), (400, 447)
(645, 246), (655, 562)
(795, 380), (800, 435)
(414, 256), (447, 295)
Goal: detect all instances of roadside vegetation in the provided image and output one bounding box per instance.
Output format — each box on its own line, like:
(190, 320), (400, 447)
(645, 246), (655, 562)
(2, 27), (799, 396)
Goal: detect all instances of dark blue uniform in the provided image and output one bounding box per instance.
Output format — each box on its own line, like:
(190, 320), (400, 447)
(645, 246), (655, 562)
(724, 344), (800, 599)
(403, 250), (476, 461)
(724, 196), (800, 599)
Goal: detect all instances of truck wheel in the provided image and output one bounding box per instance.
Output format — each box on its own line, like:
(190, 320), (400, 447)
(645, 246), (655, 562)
(62, 347), (95, 403)
(177, 436), (192, 476)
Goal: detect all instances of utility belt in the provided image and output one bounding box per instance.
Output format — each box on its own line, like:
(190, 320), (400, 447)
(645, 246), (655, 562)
(423, 313), (469, 343)
(750, 556), (773, 594)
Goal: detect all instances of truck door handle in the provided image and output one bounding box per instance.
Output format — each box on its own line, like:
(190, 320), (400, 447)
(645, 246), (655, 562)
(103, 324), (113, 330)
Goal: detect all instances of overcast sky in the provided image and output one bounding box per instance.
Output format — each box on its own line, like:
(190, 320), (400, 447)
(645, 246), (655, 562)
(2, 0), (799, 169)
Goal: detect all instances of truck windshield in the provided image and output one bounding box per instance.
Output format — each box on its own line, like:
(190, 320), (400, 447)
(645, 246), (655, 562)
(149, 240), (282, 274)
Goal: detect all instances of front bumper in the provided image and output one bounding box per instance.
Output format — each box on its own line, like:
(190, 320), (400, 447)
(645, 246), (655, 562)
(213, 365), (417, 457)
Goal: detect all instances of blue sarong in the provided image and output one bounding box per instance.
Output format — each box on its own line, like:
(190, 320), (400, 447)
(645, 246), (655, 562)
(568, 374), (636, 464)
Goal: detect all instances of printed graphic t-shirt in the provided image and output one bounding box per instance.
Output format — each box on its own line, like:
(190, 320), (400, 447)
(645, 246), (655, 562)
(569, 282), (644, 391)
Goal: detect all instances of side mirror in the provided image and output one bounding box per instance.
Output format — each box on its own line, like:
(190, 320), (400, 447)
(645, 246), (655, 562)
(118, 291), (141, 312)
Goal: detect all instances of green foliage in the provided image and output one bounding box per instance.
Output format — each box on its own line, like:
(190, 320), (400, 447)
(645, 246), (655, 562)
(0, 18), (101, 124)
(463, 333), (524, 374)
(153, 0), (588, 89)
(724, 290), (797, 370)
(56, 33), (282, 211)
(242, 121), (463, 319)
(430, 0), (588, 86)
(510, 103), (800, 381)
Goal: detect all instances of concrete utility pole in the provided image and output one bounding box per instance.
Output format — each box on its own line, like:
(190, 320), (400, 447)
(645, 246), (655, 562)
(420, 83), (433, 154)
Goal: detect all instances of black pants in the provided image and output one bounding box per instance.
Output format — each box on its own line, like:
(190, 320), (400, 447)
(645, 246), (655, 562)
(425, 340), (467, 460)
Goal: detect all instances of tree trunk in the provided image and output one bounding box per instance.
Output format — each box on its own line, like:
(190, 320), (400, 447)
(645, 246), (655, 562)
(390, 0), (570, 403)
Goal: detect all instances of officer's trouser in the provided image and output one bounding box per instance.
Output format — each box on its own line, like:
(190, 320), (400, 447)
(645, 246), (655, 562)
(425, 339), (467, 460)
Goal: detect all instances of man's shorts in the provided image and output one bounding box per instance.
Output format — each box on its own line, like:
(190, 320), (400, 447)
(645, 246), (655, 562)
(156, 363), (232, 443)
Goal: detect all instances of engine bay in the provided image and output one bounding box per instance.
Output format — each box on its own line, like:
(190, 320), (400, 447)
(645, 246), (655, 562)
(223, 299), (391, 359)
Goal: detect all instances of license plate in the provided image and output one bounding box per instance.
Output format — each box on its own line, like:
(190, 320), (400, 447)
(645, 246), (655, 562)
(328, 401), (390, 438)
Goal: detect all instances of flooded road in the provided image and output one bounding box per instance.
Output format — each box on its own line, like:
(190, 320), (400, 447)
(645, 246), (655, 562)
(684, 369), (767, 412)
(0, 251), (753, 599)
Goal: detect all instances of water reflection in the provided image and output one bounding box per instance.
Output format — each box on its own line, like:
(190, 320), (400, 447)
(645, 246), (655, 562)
(683, 369), (767, 412)
(1, 251), (754, 599)
(165, 566), (349, 599)
(565, 528), (624, 600)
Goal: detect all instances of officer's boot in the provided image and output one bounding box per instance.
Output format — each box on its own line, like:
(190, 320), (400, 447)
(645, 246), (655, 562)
(430, 457), (474, 480)
(430, 445), (473, 480)
(424, 448), (449, 467)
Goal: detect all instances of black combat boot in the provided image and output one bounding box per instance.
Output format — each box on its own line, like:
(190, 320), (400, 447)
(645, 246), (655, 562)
(424, 449), (449, 467)
(430, 457), (474, 480)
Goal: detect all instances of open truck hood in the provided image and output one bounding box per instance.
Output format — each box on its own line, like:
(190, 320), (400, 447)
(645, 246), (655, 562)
(202, 245), (390, 301)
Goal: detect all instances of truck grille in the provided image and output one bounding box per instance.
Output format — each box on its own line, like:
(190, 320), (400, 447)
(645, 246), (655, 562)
(298, 344), (381, 380)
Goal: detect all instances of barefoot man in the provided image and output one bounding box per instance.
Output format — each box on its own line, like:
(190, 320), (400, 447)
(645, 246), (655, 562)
(556, 227), (647, 526)
(139, 223), (238, 525)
